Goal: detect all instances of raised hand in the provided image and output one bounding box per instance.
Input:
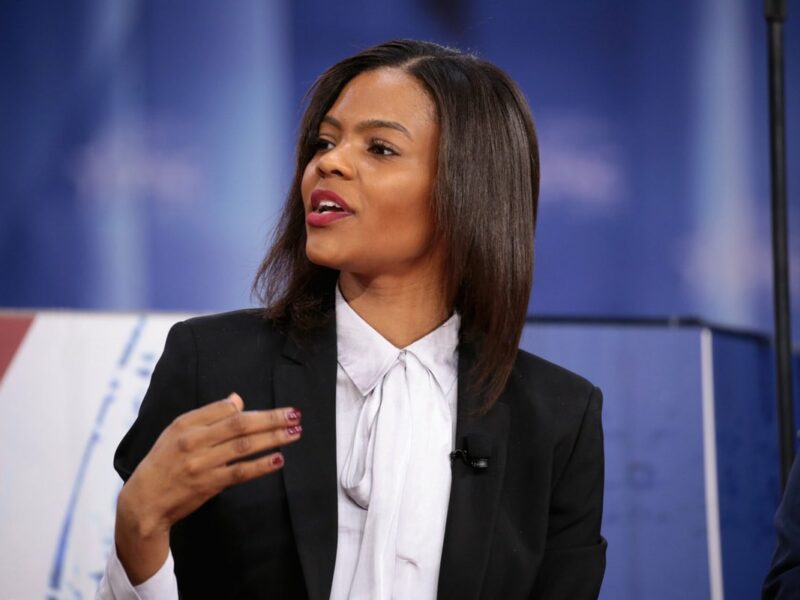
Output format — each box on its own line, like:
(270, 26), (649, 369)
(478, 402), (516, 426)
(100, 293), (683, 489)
(114, 393), (302, 584)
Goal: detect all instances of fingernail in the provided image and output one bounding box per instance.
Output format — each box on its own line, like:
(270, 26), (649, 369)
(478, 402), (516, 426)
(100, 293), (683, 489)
(286, 425), (302, 435)
(286, 409), (302, 422)
(272, 454), (284, 466)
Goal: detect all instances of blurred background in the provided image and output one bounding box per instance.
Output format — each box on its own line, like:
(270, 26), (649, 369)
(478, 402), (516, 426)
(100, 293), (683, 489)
(2, 0), (799, 337)
(2, 2), (799, 599)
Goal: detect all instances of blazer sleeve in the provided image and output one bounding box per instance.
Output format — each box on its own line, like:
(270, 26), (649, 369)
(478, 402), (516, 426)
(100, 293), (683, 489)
(529, 385), (607, 600)
(114, 321), (198, 481)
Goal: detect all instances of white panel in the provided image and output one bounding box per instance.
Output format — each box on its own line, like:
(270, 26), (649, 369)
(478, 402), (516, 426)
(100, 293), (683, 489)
(0, 312), (191, 599)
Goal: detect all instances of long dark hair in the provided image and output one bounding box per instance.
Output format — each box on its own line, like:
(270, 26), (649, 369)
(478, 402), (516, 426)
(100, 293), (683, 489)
(254, 39), (539, 412)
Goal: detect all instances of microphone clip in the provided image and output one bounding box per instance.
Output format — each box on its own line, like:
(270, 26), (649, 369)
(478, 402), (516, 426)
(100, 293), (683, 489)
(449, 449), (489, 470)
(449, 433), (492, 470)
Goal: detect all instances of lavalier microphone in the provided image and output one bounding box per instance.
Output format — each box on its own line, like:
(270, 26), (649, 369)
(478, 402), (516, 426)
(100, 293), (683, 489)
(449, 433), (492, 470)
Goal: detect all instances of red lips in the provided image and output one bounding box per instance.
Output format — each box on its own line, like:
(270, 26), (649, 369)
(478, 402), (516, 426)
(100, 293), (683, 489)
(310, 189), (352, 212)
(307, 189), (354, 227)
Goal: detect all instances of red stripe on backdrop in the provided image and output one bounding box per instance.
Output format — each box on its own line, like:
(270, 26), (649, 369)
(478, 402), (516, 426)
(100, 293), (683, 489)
(0, 315), (35, 383)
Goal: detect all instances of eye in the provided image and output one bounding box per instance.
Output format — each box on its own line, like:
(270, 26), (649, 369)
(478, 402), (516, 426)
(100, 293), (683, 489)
(368, 139), (398, 157)
(312, 137), (334, 153)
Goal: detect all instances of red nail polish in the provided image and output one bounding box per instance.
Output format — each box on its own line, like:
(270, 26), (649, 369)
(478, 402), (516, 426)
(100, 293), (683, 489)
(272, 454), (284, 466)
(286, 425), (302, 435)
(287, 409), (302, 422)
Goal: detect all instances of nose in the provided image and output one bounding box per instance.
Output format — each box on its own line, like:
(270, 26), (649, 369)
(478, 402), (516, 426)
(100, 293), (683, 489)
(315, 143), (354, 179)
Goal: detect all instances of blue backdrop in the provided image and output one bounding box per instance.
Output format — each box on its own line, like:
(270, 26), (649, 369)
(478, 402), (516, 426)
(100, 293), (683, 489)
(2, 0), (799, 339)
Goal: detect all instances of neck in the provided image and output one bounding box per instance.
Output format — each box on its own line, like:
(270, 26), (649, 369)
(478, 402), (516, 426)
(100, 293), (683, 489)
(338, 270), (450, 348)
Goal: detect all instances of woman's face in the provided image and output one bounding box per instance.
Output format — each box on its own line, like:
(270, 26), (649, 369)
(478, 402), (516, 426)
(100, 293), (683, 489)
(301, 67), (441, 281)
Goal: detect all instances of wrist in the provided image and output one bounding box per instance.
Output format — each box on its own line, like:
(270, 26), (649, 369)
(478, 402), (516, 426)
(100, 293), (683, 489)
(116, 478), (170, 540)
(115, 484), (171, 585)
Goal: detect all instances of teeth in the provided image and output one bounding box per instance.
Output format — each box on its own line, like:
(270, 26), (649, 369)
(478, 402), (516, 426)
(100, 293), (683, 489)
(317, 200), (342, 213)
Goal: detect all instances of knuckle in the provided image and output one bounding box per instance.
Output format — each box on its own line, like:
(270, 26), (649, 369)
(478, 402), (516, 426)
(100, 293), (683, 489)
(230, 463), (249, 484)
(183, 457), (201, 477)
(228, 413), (246, 435)
(176, 434), (193, 453)
(233, 436), (251, 455)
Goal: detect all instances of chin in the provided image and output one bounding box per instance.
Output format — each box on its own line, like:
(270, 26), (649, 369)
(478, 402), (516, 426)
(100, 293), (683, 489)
(305, 240), (342, 270)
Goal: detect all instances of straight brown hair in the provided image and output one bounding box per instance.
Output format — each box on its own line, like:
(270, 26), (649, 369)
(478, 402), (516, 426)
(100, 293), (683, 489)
(254, 39), (539, 412)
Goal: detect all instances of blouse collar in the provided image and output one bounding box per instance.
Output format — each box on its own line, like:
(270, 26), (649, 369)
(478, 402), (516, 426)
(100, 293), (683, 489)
(335, 285), (460, 397)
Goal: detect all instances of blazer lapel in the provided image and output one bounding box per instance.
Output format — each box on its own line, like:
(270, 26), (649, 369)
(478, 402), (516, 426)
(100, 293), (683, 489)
(274, 317), (339, 600)
(437, 346), (510, 600)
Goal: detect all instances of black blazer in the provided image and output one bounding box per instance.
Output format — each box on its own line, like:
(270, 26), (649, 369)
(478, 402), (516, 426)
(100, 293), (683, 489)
(115, 309), (606, 599)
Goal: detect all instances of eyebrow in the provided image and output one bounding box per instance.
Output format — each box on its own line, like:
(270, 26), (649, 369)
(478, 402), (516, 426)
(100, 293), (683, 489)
(321, 115), (413, 140)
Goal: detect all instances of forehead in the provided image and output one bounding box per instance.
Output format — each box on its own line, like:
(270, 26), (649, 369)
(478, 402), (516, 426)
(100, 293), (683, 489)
(325, 67), (437, 130)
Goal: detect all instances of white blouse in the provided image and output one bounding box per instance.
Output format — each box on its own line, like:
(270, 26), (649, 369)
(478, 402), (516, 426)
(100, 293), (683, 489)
(97, 288), (459, 599)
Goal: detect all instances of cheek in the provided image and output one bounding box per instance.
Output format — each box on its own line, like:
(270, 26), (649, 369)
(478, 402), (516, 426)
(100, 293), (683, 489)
(368, 180), (436, 246)
(300, 161), (317, 203)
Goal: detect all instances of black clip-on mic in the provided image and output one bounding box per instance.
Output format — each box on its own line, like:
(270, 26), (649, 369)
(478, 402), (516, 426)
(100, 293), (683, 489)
(450, 433), (492, 470)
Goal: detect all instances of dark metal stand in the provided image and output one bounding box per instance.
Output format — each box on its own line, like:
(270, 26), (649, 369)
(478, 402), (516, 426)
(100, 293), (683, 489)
(765, 0), (794, 489)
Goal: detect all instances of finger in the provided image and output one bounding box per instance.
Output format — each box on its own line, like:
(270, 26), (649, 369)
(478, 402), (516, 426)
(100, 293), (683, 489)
(175, 393), (243, 429)
(201, 426), (302, 469)
(200, 407), (301, 446)
(212, 452), (286, 489)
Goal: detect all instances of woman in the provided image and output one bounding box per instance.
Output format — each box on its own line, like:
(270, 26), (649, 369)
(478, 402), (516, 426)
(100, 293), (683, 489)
(98, 39), (606, 599)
